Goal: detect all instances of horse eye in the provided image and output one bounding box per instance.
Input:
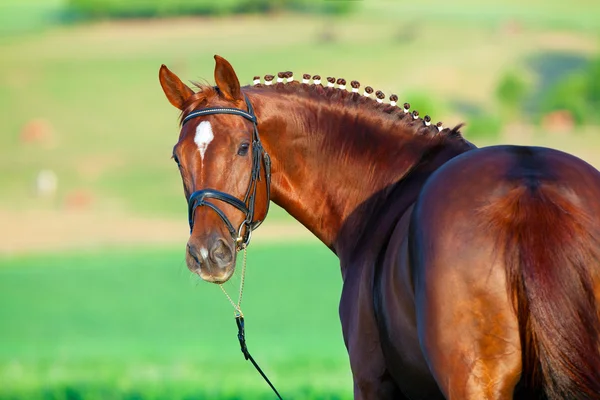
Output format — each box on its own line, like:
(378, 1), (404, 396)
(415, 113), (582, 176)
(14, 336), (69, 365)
(237, 143), (250, 156)
(173, 155), (180, 167)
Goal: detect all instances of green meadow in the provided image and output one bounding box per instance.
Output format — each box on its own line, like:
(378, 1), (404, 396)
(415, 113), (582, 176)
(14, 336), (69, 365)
(1, 0), (600, 398)
(0, 243), (350, 399)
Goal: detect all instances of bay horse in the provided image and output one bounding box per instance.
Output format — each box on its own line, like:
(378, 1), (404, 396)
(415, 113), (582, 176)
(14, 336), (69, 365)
(158, 55), (600, 399)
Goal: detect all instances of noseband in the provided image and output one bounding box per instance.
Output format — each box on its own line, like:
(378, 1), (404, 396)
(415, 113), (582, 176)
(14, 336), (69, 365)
(182, 94), (271, 250)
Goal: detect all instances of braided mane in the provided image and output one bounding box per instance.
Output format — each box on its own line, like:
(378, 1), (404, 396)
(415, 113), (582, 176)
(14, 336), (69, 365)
(180, 71), (464, 140)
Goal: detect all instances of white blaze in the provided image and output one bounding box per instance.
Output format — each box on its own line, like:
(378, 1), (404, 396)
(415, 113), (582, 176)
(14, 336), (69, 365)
(194, 121), (214, 160)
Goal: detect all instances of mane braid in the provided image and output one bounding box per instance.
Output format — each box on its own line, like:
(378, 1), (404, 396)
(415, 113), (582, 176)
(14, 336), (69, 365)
(245, 73), (465, 140)
(178, 75), (465, 140)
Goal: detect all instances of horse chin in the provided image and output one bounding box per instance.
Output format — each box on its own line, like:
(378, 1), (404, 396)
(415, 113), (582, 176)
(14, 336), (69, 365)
(197, 265), (236, 284)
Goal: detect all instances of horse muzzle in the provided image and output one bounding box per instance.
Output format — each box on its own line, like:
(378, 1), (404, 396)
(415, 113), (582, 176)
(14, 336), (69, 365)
(186, 236), (236, 283)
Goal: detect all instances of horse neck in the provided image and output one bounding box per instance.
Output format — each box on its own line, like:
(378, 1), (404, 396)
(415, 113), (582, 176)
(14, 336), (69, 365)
(248, 86), (473, 255)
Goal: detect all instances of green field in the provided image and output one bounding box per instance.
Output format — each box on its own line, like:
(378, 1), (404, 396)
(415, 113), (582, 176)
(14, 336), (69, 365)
(0, 243), (351, 399)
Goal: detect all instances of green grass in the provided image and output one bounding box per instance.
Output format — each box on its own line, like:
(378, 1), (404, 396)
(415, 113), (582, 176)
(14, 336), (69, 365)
(0, 243), (351, 399)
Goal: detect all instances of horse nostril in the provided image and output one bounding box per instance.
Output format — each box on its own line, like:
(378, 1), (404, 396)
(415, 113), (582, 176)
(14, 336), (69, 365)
(187, 244), (201, 265)
(210, 238), (233, 266)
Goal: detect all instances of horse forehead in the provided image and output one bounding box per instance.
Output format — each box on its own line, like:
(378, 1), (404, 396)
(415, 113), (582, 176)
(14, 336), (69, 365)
(179, 114), (245, 152)
(180, 119), (221, 145)
(194, 121), (215, 145)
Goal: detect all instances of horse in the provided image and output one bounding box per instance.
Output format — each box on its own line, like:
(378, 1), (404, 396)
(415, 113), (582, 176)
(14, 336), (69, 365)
(158, 55), (600, 399)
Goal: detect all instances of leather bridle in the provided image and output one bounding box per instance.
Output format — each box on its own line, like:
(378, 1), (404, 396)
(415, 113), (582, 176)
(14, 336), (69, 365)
(182, 94), (271, 251)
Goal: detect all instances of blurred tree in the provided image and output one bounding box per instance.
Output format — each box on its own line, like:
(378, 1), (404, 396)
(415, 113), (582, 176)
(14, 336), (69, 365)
(585, 57), (600, 112)
(463, 113), (503, 141)
(495, 71), (529, 119)
(538, 72), (588, 125)
(66, 0), (357, 19)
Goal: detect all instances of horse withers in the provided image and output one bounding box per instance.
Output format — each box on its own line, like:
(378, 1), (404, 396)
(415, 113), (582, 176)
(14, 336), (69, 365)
(159, 55), (600, 399)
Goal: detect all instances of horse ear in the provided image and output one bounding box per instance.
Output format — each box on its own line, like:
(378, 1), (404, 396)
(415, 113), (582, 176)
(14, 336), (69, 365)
(214, 55), (242, 102)
(159, 64), (194, 110)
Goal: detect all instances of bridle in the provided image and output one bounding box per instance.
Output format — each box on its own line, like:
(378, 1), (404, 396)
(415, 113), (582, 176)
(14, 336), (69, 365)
(182, 93), (271, 251)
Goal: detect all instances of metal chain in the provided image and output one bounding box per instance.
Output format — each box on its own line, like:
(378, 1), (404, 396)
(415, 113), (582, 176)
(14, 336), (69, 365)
(219, 246), (247, 316)
(238, 246), (247, 307)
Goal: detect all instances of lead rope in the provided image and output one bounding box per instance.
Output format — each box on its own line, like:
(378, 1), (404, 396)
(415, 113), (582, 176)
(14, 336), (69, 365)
(218, 247), (283, 400)
(219, 246), (247, 315)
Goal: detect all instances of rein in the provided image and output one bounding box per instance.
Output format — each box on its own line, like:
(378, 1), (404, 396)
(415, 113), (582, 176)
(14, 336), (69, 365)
(182, 94), (282, 400)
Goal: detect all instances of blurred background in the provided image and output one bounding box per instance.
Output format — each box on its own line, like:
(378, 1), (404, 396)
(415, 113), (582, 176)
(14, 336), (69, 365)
(1, 0), (599, 398)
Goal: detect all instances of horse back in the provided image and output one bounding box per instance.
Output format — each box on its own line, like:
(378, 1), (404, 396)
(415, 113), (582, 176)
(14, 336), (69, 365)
(409, 144), (600, 398)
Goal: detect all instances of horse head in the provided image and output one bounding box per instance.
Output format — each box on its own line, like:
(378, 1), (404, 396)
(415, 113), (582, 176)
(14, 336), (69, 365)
(159, 55), (270, 283)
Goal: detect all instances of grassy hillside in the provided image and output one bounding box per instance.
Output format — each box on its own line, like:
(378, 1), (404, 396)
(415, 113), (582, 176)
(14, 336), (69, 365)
(1, 3), (599, 221)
